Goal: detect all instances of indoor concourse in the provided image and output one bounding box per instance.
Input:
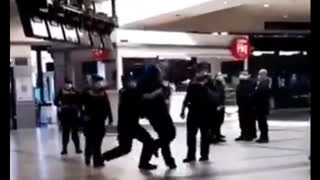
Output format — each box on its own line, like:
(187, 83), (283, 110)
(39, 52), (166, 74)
(10, 112), (309, 180)
(10, 0), (310, 180)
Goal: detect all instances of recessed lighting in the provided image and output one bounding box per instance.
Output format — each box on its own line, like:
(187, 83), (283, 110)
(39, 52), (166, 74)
(212, 32), (219, 35)
(224, 1), (228, 5)
(264, 4), (270, 8)
(283, 15), (288, 18)
(220, 32), (229, 35)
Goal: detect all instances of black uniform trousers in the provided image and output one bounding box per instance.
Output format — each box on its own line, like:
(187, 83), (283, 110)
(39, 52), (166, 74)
(84, 125), (105, 165)
(146, 112), (176, 166)
(60, 108), (80, 151)
(256, 111), (269, 139)
(102, 125), (154, 166)
(215, 108), (225, 137)
(238, 107), (256, 139)
(186, 111), (210, 159)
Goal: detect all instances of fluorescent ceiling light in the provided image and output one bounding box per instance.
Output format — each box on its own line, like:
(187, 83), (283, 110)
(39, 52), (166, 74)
(212, 32), (219, 35)
(252, 51), (275, 56)
(279, 51), (301, 56)
(220, 32), (229, 35)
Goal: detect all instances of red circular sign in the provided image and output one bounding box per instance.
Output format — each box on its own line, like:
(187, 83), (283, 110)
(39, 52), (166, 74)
(92, 49), (110, 61)
(231, 37), (251, 60)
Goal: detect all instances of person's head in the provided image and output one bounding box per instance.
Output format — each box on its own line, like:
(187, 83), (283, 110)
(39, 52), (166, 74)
(195, 63), (209, 78)
(91, 75), (106, 91)
(258, 69), (268, 81)
(64, 79), (73, 90)
(145, 64), (163, 83)
(239, 71), (250, 83)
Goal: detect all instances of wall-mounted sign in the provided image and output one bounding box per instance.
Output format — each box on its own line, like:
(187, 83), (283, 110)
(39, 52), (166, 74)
(15, 77), (33, 102)
(92, 49), (110, 60)
(30, 17), (49, 38)
(48, 20), (65, 40)
(90, 32), (104, 49)
(62, 24), (78, 43)
(231, 37), (252, 60)
(77, 28), (91, 46)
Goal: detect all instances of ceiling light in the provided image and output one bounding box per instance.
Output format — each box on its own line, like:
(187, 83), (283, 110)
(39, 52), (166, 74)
(264, 4), (270, 8)
(279, 51), (300, 56)
(220, 32), (229, 35)
(283, 15), (288, 18)
(253, 51), (275, 56)
(212, 32), (219, 35)
(224, 1), (228, 5)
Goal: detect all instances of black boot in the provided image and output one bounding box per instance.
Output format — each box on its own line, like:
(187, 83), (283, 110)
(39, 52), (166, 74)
(199, 156), (209, 162)
(85, 158), (91, 166)
(61, 149), (68, 155)
(139, 163), (158, 170)
(76, 149), (83, 154)
(167, 162), (177, 169)
(183, 157), (196, 163)
(256, 137), (269, 143)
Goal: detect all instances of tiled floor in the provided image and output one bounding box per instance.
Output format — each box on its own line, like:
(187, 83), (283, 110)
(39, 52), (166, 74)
(10, 119), (310, 180)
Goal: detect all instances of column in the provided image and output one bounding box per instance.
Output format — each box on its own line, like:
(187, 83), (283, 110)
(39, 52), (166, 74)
(10, 45), (37, 129)
(116, 49), (123, 90)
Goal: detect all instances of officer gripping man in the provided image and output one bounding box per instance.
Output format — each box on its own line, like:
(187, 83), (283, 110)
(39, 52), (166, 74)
(102, 71), (158, 170)
(54, 79), (83, 155)
(82, 75), (113, 167)
(139, 64), (177, 169)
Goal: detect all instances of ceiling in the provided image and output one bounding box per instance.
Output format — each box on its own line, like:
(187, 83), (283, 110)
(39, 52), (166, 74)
(119, 0), (310, 34)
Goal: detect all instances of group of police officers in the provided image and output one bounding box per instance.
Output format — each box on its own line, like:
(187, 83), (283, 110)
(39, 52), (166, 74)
(54, 62), (271, 170)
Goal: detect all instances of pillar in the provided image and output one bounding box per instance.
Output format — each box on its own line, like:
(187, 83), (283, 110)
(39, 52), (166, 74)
(10, 45), (37, 129)
(116, 50), (123, 90)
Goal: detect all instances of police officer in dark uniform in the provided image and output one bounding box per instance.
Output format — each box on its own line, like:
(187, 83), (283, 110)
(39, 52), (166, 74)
(55, 79), (82, 155)
(253, 69), (272, 143)
(82, 75), (113, 167)
(139, 64), (177, 169)
(102, 73), (158, 170)
(211, 72), (227, 143)
(235, 72), (256, 141)
(180, 66), (212, 163)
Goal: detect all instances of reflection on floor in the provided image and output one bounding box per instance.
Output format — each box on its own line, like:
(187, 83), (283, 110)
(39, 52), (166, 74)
(10, 119), (310, 180)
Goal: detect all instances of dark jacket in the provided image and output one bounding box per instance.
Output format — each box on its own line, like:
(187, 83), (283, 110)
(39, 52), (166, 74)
(236, 79), (255, 109)
(214, 80), (226, 107)
(184, 81), (211, 117)
(253, 79), (272, 114)
(54, 88), (80, 109)
(82, 89), (113, 131)
(117, 88), (141, 134)
(54, 88), (81, 125)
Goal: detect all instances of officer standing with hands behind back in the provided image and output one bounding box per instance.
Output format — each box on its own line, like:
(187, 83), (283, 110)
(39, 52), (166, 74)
(55, 79), (83, 155)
